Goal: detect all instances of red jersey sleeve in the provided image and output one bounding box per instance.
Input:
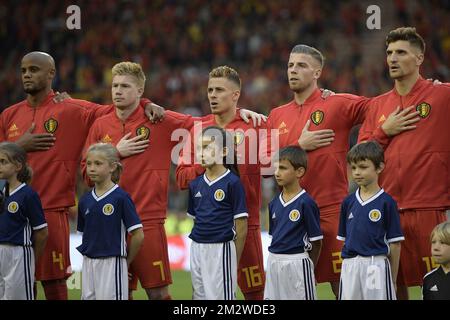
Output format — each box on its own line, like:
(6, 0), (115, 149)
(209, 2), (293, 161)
(338, 94), (370, 125)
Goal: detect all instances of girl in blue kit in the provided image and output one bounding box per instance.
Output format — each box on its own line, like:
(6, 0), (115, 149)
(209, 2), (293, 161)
(0, 142), (48, 300)
(77, 143), (144, 300)
(187, 126), (248, 300)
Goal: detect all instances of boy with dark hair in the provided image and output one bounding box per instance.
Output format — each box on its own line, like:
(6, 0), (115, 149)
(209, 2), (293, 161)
(338, 141), (404, 300)
(264, 146), (322, 300)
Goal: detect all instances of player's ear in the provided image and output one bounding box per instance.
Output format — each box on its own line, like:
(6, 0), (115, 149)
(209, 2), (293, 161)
(137, 86), (144, 97)
(314, 67), (322, 80)
(377, 162), (385, 174)
(296, 166), (306, 179)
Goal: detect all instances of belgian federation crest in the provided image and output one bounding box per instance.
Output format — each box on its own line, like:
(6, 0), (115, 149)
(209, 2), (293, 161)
(368, 209), (381, 222)
(44, 118), (58, 133)
(234, 131), (245, 146)
(7, 201), (19, 213)
(311, 110), (324, 125)
(289, 209), (301, 222)
(214, 189), (225, 202)
(416, 102), (431, 118)
(136, 126), (150, 140)
(102, 203), (115, 216)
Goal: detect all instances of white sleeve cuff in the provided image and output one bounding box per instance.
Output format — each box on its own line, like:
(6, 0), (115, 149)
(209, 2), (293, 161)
(336, 235), (346, 241)
(234, 212), (248, 219)
(127, 224), (143, 233)
(32, 223), (47, 231)
(387, 236), (405, 243)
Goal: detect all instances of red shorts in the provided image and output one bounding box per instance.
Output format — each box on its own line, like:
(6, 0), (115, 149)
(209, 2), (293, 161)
(129, 221), (172, 290)
(397, 209), (447, 287)
(315, 204), (343, 284)
(35, 210), (72, 281)
(237, 226), (266, 294)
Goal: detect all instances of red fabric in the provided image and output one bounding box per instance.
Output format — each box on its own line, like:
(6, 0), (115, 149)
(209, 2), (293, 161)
(82, 108), (193, 222)
(35, 210), (72, 281)
(268, 89), (369, 209)
(237, 226), (266, 294)
(176, 112), (273, 226)
(397, 209), (447, 286)
(314, 204), (343, 283)
(0, 91), (114, 210)
(129, 221), (172, 289)
(358, 78), (450, 210)
(41, 279), (68, 300)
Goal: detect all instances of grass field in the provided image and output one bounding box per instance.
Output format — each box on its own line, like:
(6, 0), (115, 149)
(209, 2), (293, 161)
(36, 270), (422, 300)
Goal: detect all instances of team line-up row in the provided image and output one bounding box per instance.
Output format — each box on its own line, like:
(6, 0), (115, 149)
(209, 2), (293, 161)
(0, 26), (449, 300)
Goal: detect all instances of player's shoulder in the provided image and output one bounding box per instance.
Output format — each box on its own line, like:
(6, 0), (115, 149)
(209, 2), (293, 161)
(379, 189), (397, 204)
(269, 101), (296, 116)
(423, 266), (441, 280)
(299, 190), (318, 206)
(165, 110), (191, 122)
(326, 92), (365, 103)
(342, 191), (357, 205)
(1, 99), (27, 115)
(227, 171), (242, 185)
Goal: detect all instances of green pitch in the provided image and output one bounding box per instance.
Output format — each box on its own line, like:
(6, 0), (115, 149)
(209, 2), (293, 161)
(36, 271), (422, 300)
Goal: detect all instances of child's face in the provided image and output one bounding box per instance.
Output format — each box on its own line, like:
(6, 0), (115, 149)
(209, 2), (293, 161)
(197, 136), (224, 169)
(274, 159), (304, 188)
(86, 152), (115, 185)
(350, 159), (382, 188)
(0, 152), (20, 180)
(431, 235), (450, 266)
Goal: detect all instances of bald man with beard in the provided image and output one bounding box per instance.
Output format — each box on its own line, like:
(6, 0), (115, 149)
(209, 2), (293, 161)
(0, 52), (163, 300)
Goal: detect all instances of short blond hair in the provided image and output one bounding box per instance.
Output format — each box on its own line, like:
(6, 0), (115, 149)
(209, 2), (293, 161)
(209, 66), (241, 89)
(430, 221), (450, 245)
(112, 62), (146, 88)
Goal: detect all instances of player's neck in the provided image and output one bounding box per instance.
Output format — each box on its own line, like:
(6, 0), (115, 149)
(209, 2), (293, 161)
(115, 101), (140, 121)
(394, 71), (420, 96)
(282, 183), (302, 202)
(358, 183), (381, 201)
(27, 87), (52, 107)
(94, 180), (115, 197)
(294, 82), (317, 105)
(7, 177), (22, 192)
(205, 165), (227, 181)
(214, 107), (237, 127)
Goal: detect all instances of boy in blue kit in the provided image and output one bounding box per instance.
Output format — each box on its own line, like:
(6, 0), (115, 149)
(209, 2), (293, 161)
(77, 143), (144, 300)
(187, 126), (248, 300)
(338, 141), (404, 300)
(0, 142), (48, 300)
(264, 146), (323, 300)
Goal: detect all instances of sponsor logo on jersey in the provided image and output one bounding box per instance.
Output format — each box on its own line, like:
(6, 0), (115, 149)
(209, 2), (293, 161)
(7, 201), (19, 213)
(195, 191), (202, 198)
(102, 203), (114, 215)
(416, 102), (431, 118)
(278, 121), (289, 135)
(7, 123), (20, 138)
(368, 209), (381, 222)
(234, 130), (245, 145)
(289, 209), (301, 222)
(272, 212), (276, 219)
(136, 126), (150, 140)
(84, 208), (90, 215)
(102, 134), (113, 143)
(430, 285), (438, 292)
(214, 189), (225, 201)
(348, 212), (354, 219)
(311, 110), (324, 125)
(9, 123), (18, 131)
(378, 114), (386, 122)
(44, 118), (58, 133)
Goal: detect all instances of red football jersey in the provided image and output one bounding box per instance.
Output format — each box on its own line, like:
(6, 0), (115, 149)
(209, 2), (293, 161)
(268, 89), (369, 209)
(0, 91), (113, 210)
(82, 108), (196, 223)
(176, 112), (273, 227)
(358, 77), (450, 210)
